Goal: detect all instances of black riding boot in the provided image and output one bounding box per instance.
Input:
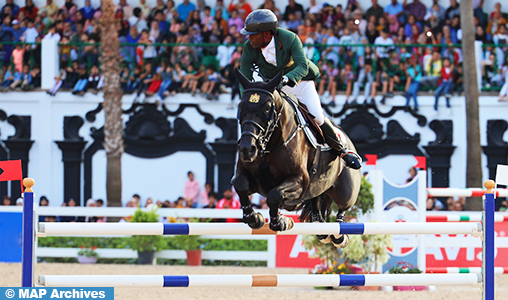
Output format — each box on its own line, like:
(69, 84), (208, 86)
(320, 118), (362, 170)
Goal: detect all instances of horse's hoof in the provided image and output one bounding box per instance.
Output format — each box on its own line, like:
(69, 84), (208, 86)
(331, 234), (350, 248)
(269, 215), (294, 231)
(247, 212), (265, 229)
(317, 234), (333, 244)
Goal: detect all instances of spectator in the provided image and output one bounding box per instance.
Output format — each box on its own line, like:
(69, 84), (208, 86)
(216, 188), (241, 222)
(0, 67), (19, 91)
(364, 0), (384, 23)
(43, 23), (61, 41)
(71, 64), (89, 95)
(404, 0), (426, 22)
(175, 196), (185, 208)
(444, 0), (460, 24)
(434, 57), (454, 114)
(138, 0), (152, 20)
(133, 62), (153, 101)
(283, 0), (305, 22)
(61, 0), (78, 19)
(19, 0), (38, 22)
(1, 195), (12, 205)
(79, 198), (98, 222)
(420, 50), (442, 88)
(167, 63), (186, 95)
(404, 14), (420, 39)
(228, 9), (243, 33)
(352, 59), (374, 104)
(384, 0), (403, 23)
(38, 196), (49, 223)
(156, 62), (173, 101)
(493, 25), (508, 69)
(11, 19), (25, 42)
(200, 182), (213, 208)
(11, 44), (25, 73)
(86, 64), (103, 94)
(40, 0), (59, 18)
(340, 60), (355, 105)
(116, 0), (133, 21)
(16, 198), (23, 206)
(201, 64), (222, 100)
(147, 0), (166, 25)
(177, 0), (196, 23)
(405, 55), (421, 112)
(307, 0), (322, 15)
(79, 0), (95, 20)
(1, 0), (20, 18)
(183, 171), (200, 208)
(9, 63), (30, 90)
(60, 198), (77, 222)
(425, 2), (443, 29)
(47, 62), (73, 96)
(365, 21), (379, 44)
(213, 8), (229, 37)
(228, 0), (252, 20)
(203, 192), (217, 209)
(21, 19), (38, 43)
(144, 64), (162, 97)
(374, 27), (394, 81)
(499, 56), (508, 102)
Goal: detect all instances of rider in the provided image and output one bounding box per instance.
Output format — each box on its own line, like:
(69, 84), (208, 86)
(239, 9), (362, 169)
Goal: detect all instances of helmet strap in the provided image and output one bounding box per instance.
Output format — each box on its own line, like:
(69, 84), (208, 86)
(262, 31), (274, 47)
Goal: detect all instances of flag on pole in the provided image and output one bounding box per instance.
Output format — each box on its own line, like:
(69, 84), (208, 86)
(414, 156), (427, 170)
(365, 154), (378, 168)
(0, 160), (23, 192)
(495, 164), (508, 186)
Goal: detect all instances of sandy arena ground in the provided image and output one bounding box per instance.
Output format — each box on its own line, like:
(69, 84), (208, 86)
(1, 263), (506, 300)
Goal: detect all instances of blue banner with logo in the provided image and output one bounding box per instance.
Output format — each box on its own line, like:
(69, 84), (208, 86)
(0, 212), (22, 263)
(0, 288), (114, 300)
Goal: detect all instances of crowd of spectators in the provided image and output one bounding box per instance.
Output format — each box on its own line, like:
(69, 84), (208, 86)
(0, 0), (507, 106)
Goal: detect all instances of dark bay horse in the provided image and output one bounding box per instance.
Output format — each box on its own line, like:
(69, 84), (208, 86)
(233, 70), (362, 247)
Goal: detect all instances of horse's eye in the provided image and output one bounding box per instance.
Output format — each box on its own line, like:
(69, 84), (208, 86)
(264, 103), (271, 112)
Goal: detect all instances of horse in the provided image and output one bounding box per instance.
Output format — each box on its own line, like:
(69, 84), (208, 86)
(232, 70), (362, 247)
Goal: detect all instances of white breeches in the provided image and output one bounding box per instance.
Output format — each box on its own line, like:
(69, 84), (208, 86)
(282, 80), (325, 125)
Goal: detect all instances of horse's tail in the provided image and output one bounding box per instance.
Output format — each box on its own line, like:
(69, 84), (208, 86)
(298, 195), (334, 222)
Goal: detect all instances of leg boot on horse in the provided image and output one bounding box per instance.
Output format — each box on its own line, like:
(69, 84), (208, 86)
(329, 209), (350, 248)
(320, 117), (362, 170)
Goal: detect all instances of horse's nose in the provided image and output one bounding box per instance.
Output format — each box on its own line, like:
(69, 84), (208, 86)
(239, 141), (258, 162)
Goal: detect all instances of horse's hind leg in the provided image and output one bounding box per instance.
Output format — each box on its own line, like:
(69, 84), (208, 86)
(309, 197), (333, 244)
(233, 172), (265, 229)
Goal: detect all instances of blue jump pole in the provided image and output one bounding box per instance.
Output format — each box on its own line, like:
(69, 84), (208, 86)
(483, 180), (495, 300)
(21, 178), (35, 287)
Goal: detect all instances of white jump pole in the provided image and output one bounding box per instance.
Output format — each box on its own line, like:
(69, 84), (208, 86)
(38, 274), (481, 288)
(37, 222), (483, 236)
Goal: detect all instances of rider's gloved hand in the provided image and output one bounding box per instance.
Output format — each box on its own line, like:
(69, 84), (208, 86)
(277, 75), (294, 90)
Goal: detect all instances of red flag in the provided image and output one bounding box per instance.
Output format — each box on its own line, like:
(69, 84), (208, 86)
(0, 160), (23, 193)
(414, 156), (427, 170)
(365, 154), (378, 166)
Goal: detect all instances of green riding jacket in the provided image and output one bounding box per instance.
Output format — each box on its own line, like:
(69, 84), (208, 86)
(239, 28), (320, 93)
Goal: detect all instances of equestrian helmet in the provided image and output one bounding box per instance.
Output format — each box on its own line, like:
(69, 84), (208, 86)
(240, 9), (278, 35)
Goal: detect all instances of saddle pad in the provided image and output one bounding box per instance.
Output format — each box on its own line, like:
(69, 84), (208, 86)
(285, 98), (333, 151)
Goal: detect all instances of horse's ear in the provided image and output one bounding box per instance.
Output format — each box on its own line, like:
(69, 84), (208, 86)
(266, 70), (284, 92)
(235, 69), (251, 89)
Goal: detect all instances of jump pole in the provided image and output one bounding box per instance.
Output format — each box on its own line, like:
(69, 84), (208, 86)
(38, 274), (481, 288)
(21, 178), (35, 287)
(37, 222), (482, 236)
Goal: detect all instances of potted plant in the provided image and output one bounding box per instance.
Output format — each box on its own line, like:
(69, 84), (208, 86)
(303, 176), (393, 290)
(308, 262), (354, 290)
(127, 207), (166, 265)
(389, 262), (425, 291)
(77, 245), (99, 264)
(171, 235), (203, 266)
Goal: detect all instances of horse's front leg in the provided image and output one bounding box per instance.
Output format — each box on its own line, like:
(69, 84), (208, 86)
(267, 174), (304, 231)
(232, 172), (265, 229)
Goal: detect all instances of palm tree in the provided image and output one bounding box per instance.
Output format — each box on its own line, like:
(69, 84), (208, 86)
(99, 0), (124, 208)
(461, 0), (482, 210)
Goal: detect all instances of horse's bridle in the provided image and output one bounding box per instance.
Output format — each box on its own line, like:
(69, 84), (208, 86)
(239, 88), (284, 157)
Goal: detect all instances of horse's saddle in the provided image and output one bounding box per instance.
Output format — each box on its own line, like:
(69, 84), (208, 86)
(281, 93), (332, 151)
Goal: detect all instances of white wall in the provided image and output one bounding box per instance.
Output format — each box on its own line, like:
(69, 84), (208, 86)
(0, 91), (504, 206)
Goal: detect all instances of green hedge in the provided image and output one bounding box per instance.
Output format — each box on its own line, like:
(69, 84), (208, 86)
(37, 236), (267, 266)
